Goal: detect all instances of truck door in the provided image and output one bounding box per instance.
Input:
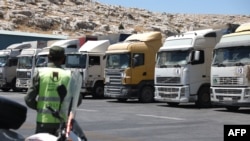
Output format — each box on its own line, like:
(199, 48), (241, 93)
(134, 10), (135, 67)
(6, 58), (18, 82)
(87, 56), (101, 87)
(131, 53), (147, 85)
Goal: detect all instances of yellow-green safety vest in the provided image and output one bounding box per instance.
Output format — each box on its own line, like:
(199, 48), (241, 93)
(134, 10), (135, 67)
(37, 67), (71, 123)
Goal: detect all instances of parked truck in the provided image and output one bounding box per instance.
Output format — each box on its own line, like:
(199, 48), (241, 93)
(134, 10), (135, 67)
(0, 42), (33, 91)
(211, 23), (250, 111)
(65, 40), (110, 98)
(15, 41), (48, 90)
(154, 28), (224, 107)
(36, 39), (82, 67)
(104, 32), (162, 103)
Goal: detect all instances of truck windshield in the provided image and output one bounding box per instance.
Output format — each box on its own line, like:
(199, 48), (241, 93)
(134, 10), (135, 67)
(0, 56), (8, 67)
(17, 56), (33, 69)
(156, 50), (190, 68)
(36, 55), (48, 67)
(212, 46), (250, 67)
(106, 53), (131, 69)
(65, 54), (86, 68)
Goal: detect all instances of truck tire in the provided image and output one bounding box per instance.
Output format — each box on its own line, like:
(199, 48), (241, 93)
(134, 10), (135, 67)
(92, 82), (104, 99)
(195, 86), (211, 108)
(0, 96), (27, 129)
(11, 78), (22, 92)
(139, 86), (154, 103)
(1, 88), (11, 92)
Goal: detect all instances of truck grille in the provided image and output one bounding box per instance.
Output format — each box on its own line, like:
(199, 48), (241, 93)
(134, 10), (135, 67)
(156, 77), (180, 84)
(214, 77), (241, 85)
(107, 73), (122, 85)
(157, 87), (179, 99)
(17, 71), (30, 78)
(214, 89), (242, 94)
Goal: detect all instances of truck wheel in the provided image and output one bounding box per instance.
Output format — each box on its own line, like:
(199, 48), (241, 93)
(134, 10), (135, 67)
(92, 83), (104, 99)
(195, 86), (211, 108)
(226, 106), (240, 111)
(11, 78), (22, 92)
(1, 88), (11, 92)
(139, 86), (154, 103)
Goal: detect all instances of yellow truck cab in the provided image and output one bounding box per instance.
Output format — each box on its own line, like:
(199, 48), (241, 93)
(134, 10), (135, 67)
(104, 32), (162, 103)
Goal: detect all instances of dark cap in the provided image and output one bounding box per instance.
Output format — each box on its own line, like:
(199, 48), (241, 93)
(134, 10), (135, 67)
(49, 46), (65, 58)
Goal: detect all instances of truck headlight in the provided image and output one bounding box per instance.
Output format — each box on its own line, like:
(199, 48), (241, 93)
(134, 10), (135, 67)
(121, 72), (126, 78)
(180, 88), (185, 97)
(121, 88), (128, 95)
(210, 88), (214, 98)
(244, 89), (250, 97)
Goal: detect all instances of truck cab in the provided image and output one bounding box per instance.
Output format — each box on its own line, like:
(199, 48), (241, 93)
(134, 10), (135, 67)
(16, 48), (43, 90)
(65, 40), (110, 98)
(36, 39), (82, 68)
(0, 42), (32, 91)
(154, 29), (224, 107)
(104, 32), (162, 103)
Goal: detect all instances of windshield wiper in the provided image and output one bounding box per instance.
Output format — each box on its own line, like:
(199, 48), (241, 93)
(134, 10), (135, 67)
(174, 64), (181, 67)
(235, 62), (245, 66)
(213, 63), (225, 67)
(160, 65), (167, 68)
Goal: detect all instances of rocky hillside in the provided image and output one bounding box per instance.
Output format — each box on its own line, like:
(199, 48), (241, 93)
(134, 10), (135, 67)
(0, 0), (250, 39)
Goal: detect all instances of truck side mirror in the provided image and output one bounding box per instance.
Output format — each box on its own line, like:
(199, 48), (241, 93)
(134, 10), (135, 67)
(194, 51), (200, 61)
(89, 58), (94, 66)
(190, 50), (204, 65)
(132, 57), (137, 67)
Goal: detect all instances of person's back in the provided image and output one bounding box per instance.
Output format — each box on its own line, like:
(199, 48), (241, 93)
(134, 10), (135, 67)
(25, 46), (72, 135)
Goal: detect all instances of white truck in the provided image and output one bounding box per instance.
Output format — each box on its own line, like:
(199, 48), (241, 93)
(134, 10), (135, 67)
(154, 29), (224, 107)
(15, 41), (48, 90)
(65, 40), (110, 98)
(211, 23), (250, 111)
(0, 42), (32, 91)
(36, 39), (82, 67)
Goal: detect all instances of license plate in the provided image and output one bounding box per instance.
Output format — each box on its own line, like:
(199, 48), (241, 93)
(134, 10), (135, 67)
(223, 97), (232, 101)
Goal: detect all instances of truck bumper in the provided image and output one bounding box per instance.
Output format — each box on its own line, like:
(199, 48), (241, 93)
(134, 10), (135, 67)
(211, 87), (250, 107)
(16, 79), (31, 89)
(154, 85), (195, 103)
(104, 85), (138, 99)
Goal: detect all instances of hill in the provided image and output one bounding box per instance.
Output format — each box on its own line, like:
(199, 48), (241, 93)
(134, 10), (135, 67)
(0, 0), (249, 39)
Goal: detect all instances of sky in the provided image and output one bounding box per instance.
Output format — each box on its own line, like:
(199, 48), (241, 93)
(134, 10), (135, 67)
(96, 0), (250, 15)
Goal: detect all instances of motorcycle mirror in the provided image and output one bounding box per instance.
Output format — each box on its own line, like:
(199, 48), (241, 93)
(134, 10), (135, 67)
(57, 84), (67, 104)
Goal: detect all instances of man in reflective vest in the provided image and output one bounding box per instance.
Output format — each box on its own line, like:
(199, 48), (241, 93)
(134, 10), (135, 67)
(25, 46), (73, 135)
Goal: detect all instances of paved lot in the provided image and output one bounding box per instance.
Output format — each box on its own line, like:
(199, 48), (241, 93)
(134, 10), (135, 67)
(1, 91), (250, 141)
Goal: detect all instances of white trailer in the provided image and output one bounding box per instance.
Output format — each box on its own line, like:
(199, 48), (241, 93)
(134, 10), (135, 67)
(0, 42), (32, 91)
(154, 29), (224, 107)
(211, 23), (250, 111)
(65, 40), (110, 98)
